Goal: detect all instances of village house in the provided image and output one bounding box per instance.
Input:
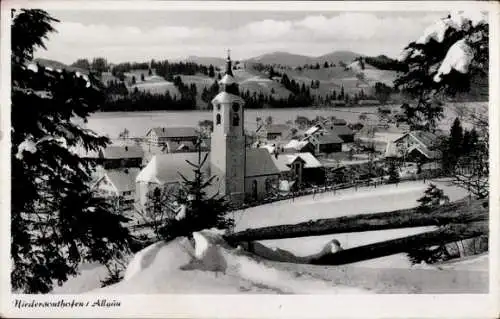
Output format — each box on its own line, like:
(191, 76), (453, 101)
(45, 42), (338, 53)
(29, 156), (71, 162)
(92, 168), (140, 214)
(385, 130), (441, 163)
(98, 145), (144, 169)
(145, 126), (199, 146)
(308, 131), (344, 155)
(271, 152), (324, 187)
(328, 125), (355, 143)
(257, 124), (291, 141)
(136, 53), (281, 206)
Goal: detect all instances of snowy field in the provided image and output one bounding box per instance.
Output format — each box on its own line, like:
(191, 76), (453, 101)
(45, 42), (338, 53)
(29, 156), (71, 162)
(232, 179), (468, 265)
(51, 178), (477, 294)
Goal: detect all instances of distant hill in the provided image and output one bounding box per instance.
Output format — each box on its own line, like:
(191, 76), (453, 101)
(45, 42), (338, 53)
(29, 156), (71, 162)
(315, 50), (363, 65)
(246, 52), (315, 67)
(185, 56), (226, 68)
(244, 50), (363, 68)
(34, 58), (89, 74)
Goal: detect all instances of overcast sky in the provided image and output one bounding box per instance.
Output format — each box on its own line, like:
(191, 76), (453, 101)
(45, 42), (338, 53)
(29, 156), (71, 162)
(36, 10), (447, 64)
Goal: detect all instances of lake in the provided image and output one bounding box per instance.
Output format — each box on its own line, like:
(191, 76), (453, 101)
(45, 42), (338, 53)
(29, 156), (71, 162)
(85, 102), (476, 139)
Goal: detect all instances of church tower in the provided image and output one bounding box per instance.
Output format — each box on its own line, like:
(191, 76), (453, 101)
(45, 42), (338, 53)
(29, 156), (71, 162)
(210, 51), (246, 204)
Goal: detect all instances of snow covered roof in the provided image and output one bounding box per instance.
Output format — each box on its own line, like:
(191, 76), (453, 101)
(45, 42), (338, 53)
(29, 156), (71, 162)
(99, 168), (140, 193)
(386, 131), (441, 159)
(393, 130), (439, 149)
(138, 149), (279, 184)
(245, 149), (280, 177)
(271, 152), (322, 172)
(284, 139), (310, 151)
(136, 152), (210, 184)
(147, 127), (198, 139)
(211, 91), (245, 106)
(260, 144), (276, 154)
(304, 125), (322, 136)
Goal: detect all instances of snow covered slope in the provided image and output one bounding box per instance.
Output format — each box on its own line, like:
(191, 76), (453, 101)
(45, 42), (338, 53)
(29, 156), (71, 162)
(93, 230), (371, 294)
(91, 229), (487, 294)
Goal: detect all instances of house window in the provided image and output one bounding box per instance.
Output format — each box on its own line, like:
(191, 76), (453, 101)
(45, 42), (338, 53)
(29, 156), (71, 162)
(216, 113), (221, 125)
(232, 103), (240, 112)
(232, 113), (240, 126)
(216, 104), (221, 111)
(123, 191), (132, 196)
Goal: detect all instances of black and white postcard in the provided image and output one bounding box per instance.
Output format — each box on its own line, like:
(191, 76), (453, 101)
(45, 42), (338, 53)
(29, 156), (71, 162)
(1, 1), (498, 318)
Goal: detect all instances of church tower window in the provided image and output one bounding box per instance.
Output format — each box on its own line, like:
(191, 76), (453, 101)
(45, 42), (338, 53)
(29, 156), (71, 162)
(216, 113), (221, 125)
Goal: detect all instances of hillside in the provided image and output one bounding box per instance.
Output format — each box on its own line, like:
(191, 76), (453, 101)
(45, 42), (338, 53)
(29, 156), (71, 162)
(34, 58), (89, 74)
(185, 56), (226, 68)
(316, 50), (363, 65)
(346, 60), (400, 88)
(245, 50), (362, 67)
(46, 46), (485, 111)
(246, 51), (315, 67)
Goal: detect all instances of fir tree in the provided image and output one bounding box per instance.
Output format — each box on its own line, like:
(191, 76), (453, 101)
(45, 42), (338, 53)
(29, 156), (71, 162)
(159, 140), (233, 241)
(208, 65), (215, 78)
(11, 9), (131, 293)
(448, 117), (464, 166)
(416, 184), (450, 213)
(394, 12), (488, 131)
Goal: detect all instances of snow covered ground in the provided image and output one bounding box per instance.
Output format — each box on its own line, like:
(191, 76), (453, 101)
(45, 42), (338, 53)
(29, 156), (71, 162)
(52, 179), (484, 294)
(93, 232), (371, 294)
(231, 179), (468, 266)
(88, 230), (487, 294)
(233, 179), (467, 230)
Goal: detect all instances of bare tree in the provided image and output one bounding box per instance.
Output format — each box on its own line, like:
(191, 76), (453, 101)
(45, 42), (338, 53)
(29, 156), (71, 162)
(453, 105), (489, 199)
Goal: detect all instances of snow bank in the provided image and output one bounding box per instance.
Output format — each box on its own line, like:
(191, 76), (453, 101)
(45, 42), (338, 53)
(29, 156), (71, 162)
(94, 229), (370, 294)
(123, 241), (166, 281)
(91, 228), (487, 294)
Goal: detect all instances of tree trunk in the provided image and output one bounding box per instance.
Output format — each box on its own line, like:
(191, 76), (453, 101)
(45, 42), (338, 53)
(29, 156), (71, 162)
(225, 199), (487, 243)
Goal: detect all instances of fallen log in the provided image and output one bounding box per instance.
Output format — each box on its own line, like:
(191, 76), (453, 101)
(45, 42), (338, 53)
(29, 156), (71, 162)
(225, 199), (488, 243)
(309, 222), (487, 265)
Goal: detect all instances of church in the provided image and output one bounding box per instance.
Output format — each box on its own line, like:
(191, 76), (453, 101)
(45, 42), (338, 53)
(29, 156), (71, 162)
(136, 53), (281, 206)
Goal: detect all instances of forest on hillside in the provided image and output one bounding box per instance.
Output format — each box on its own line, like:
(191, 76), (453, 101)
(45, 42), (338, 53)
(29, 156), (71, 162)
(67, 53), (484, 113)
